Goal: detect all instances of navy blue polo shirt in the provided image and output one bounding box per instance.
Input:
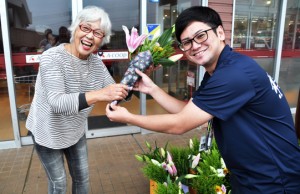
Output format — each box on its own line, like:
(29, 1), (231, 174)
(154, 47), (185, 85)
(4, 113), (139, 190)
(192, 45), (300, 193)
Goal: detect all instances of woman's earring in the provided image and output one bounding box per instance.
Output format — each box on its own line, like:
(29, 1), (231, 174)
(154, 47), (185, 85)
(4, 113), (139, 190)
(97, 48), (103, 57)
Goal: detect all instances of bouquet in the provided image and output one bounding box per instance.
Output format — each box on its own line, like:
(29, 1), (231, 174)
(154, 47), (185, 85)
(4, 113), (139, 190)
(110, 25), (183, 107)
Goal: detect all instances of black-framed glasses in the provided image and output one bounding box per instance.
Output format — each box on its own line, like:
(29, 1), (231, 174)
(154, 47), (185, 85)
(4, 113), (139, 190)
(178, 27), (217, 52)
(79, 24), (105, 39)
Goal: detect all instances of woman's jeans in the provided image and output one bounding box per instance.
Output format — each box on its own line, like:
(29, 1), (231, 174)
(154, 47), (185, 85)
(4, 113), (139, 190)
(32, 135), (89, 194)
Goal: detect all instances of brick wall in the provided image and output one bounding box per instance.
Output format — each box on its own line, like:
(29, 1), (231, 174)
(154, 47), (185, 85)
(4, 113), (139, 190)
(209, 0), (233, 45)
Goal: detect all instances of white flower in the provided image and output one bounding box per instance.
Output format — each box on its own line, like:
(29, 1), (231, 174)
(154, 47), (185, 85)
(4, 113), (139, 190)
(189, 139), (194, 149)
(151, 159), (161, 167)
(221, 158), (226, 169)
(191, 153), (201, 169)
(168, 54), (183, 62)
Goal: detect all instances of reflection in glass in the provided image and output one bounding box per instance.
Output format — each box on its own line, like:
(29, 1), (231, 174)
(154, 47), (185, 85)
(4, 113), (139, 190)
(0, 24), (14, 140)
(144, 0), (201, 115)
(83, 0), (139, 128)
(279, 0), (300, 107)
(234, 0), (278, 50)
(6, 0), (72, 138)
(233, 15), (248, 49)
(234, 0), (299, 108)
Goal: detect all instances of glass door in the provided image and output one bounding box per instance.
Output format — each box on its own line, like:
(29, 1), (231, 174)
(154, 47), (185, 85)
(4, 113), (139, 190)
(0, 24), (14, 142)
(7, 0), (72, 141)
(83, 0), (141, 137)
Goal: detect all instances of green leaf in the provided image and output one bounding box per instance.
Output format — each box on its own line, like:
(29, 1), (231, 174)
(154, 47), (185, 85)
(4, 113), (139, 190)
(146, 141), (152, 150)
(135, 154), (144, 162)
(158, 26), (174, 47)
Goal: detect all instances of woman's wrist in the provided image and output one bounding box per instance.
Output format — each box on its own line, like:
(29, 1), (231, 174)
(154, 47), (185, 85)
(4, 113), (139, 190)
(85, 90), (101, 105)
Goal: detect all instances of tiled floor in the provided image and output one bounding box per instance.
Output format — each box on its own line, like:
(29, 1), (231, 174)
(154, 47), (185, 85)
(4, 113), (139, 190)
(0, 128), (203, 194)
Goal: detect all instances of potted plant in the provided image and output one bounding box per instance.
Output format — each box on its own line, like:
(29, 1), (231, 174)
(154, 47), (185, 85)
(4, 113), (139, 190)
(189, 140), (231, 194)
(135, 139), (231, 194)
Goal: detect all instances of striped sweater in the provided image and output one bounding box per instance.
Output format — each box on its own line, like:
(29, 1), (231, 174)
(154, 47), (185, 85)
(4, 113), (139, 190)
(26, 44), (115, 149)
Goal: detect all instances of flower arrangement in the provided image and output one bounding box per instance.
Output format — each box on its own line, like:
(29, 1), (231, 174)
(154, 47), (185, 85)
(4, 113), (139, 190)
(135, 138), (231, 194)
(122, 25), (183, 67)
(109, 25), (183, 107)
(189, 140), (231, 194)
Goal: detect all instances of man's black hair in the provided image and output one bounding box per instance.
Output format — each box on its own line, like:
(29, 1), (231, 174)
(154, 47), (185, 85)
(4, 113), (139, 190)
(175, 6), (223, 43)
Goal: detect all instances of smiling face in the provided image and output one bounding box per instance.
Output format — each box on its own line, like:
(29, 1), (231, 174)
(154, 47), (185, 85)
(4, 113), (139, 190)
(180, 21), (226, 74)
(71, 21), (104, 59)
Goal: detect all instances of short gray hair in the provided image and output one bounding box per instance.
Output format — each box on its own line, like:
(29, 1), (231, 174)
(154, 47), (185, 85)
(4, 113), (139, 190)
(68, 6), (112, 46)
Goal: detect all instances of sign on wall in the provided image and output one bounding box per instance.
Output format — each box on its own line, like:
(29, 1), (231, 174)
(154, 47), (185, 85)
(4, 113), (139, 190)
(98, 52), (129, 60)
(146, 24), (160, 40)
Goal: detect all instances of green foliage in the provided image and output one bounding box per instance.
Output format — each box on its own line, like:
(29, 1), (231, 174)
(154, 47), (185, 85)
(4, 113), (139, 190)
(169, 146), (191, 177)
(135, 139), (231, 194)
(142, 163), (168, 183)
(156, 182), (180, 194)
(191, 140), (231, 193)
(199, 144), (222, 175)
(189, 137), (200, 155)
(191, 174), (225, 194)
(135, 141), (169, 183)
(157, 27), (173, 47)
(138, 26), (176, 67)
(136, 141), (168, 163)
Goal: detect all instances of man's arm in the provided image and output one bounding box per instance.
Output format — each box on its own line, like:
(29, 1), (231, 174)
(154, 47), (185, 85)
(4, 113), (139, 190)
(134, 69), (187, 113)
(106, 99), (213, 134)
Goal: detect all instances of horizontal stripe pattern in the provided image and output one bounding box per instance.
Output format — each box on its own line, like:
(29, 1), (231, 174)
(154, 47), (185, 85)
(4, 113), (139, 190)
(26, 44), (115, 149)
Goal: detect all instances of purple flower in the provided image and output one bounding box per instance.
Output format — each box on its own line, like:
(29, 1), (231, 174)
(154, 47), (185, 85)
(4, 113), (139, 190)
(122, 25), (147, 53)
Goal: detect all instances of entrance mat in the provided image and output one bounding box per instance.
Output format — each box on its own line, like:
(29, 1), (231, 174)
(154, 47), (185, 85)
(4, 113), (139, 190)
(88, 115), (126, 129)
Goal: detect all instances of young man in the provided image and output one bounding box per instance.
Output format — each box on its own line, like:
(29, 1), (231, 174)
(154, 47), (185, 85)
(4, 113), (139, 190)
(106, 6), (300, 193)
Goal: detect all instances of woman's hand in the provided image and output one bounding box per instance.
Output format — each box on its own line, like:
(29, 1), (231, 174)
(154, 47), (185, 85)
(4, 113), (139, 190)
(86, 84), (129, 105)
(100, 84), (129, 101)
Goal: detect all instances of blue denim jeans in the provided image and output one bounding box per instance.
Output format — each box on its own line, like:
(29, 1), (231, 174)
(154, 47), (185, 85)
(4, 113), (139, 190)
(32, 135), (89, 194)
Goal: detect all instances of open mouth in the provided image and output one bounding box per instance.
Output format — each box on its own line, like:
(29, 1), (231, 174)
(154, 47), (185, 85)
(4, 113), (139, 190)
(81, 40), (93, 47)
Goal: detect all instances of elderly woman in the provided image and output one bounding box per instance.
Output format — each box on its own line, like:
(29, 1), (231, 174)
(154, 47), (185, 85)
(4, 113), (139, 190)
(26, 6), (128, 194)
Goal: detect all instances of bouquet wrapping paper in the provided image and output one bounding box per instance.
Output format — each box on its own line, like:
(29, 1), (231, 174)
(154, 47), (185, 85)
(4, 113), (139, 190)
(110, 50), (153, 106)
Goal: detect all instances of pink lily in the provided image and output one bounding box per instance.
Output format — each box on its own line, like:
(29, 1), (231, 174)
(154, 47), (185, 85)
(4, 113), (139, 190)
(167, 151), (173, 163)
(191, 153), (201, 169)
(221, 184), (227, 193)
(122, 25), (147, 53)
(162, 162), (173, 175)
(166, 164), (174, 176)
(165, 151), (177, 176)
(171, 163), (177, 176)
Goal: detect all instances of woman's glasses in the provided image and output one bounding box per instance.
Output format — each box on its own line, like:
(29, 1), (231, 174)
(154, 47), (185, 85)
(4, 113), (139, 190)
(79, 24), (105, 39)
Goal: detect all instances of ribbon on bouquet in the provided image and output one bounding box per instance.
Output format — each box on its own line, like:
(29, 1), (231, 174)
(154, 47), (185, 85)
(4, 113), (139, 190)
(110, 50), (153, 109)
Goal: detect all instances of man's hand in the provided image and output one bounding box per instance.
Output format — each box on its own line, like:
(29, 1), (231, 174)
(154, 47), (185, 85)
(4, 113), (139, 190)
(144, 64), (162, 76)
(106, 103), (131, 123)
(133, 69), (158, 95)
